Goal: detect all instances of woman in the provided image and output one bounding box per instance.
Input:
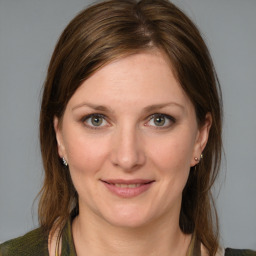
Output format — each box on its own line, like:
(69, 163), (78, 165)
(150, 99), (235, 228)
(0, 0), (255, 255)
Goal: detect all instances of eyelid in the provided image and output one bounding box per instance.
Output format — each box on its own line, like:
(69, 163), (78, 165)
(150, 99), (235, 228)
(145, 113), (176, 128)
(81, 112), (176, 130)
(82, 113), (109, 129)
(82, 113), (104, 121)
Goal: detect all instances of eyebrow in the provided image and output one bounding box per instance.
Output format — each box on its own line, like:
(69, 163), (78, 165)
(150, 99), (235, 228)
(142, 102), (184, 113)
(72, 102), (184, 113)
(72, 102), (114, 112)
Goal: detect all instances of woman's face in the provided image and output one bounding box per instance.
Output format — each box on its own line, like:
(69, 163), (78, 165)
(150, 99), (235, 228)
(54, 50), (211, 228)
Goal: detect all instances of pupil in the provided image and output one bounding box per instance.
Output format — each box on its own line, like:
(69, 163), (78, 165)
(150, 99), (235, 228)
(92, 116), (102, 126)
(154, 116), (165, 126)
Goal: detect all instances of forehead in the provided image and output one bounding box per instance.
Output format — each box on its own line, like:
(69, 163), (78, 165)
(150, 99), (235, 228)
(67, 50), (193, 113)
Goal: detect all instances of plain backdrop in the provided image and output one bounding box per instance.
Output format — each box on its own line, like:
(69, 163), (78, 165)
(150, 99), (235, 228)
(0, 0), (255, 249)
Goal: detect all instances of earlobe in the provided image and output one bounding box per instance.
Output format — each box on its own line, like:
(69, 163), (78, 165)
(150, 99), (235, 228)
(191, 113), (212, 166)
(53, 116), (65, 158)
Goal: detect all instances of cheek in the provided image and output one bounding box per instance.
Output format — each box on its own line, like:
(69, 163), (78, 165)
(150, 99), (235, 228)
(144, 130), (196, 213)
(148, 129), (196, 172)
(63, 132), (111, 201)
(63, 129), (110, 175)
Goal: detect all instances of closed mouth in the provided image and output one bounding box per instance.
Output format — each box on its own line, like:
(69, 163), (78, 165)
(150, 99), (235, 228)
(100, 179), (155, 198)
(101, 180), (155, 188)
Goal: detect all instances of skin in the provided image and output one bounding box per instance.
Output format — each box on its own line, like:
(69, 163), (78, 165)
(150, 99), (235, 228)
(54, 50), (212, 256)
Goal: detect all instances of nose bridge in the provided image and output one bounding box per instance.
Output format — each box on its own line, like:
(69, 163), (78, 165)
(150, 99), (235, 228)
(111, 122), (145, 170)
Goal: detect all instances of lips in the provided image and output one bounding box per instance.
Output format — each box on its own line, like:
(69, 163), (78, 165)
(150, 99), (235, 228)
(101, 179), (155, 198)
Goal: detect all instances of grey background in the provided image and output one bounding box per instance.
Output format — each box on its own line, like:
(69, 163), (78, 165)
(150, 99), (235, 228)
(0, 0), (255, 249)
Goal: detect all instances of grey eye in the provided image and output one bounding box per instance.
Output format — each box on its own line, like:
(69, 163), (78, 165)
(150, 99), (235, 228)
(91, 116), (103, 126)
(147, 114), (175, 128)
(84, 114), (107, 127)
(153, 116), (166, 126)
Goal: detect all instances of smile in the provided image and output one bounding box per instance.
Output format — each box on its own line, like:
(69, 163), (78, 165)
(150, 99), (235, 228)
(101, 179), (155, 198)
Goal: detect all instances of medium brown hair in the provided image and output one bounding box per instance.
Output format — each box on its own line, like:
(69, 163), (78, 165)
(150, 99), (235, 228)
(39, 0), (222, 254)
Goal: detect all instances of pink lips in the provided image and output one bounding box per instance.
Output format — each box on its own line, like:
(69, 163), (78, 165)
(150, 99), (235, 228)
(101, 179), (155, 198)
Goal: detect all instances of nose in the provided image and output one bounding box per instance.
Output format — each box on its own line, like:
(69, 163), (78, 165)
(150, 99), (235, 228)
(110, 125), (146, 171)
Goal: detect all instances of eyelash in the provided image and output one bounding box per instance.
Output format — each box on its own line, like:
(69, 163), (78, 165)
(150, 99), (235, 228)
(81, 113), (176, 130)
(82, 113), (108, 130)
(146, 113), (176, 129)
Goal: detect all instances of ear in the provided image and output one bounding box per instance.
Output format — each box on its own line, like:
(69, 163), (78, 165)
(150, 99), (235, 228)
(191, 113), (212, 167)
(53, 116), (66, 159)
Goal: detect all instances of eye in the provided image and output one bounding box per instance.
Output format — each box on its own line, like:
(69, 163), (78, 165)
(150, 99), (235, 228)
(147, 114), (175, 128)
(83, 114), (108, 128)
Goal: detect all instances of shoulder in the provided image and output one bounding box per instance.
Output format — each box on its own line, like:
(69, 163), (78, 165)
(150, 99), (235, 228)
(225, 248), (256, 256)
(0, 227), (48, 256)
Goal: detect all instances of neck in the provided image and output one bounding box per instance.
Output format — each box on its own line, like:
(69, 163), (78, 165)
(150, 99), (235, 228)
(72, 208), (192, 256)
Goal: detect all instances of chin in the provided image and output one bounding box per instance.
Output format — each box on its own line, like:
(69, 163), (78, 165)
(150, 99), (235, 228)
(106, 215), (150, 229)
(99, 205), (156, 229)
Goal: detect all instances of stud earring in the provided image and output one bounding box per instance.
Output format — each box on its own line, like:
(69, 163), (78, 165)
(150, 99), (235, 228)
(194, 153), (203, 163)
(62, 157), (68, 166)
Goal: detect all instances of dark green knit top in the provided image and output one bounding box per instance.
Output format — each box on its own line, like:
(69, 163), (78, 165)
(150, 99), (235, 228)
(1, 219), (255, 256)
(0, 219), (76, 256)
